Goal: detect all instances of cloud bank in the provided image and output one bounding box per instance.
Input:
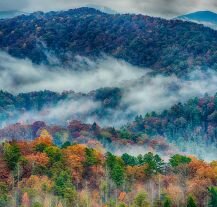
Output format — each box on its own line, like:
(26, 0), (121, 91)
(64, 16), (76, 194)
(1, 0), (217, 18)
(0, 52), (145, 94)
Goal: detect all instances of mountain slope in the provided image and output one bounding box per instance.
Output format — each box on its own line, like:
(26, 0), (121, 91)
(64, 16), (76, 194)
(0, 8), (217, 76)
(126, 93), (217, 148)
(0, 91), (217, 159)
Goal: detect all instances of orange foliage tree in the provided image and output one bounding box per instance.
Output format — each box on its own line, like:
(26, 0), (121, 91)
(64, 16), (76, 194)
(126, 164), (148, 182)
(63, 144), (87, 184)
(19, 175), (53, 192)
(25, 152), (49, 167)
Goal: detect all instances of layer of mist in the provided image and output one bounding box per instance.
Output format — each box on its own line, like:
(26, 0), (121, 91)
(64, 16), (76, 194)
(1, 51), (217, 127)
(0, 52), (145, 94)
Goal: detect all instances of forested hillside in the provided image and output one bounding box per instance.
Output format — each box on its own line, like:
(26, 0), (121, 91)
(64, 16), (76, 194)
(1, 92), (217, 160)
(2, 90), (217, 147)
(0, 8), (217, 76)
(127, 93), (217, 144)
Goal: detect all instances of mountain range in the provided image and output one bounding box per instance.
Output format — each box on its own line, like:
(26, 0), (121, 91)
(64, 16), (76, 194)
(0, 7), (217, 76)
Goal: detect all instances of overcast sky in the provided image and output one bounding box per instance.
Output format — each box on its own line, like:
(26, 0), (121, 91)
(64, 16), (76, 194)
(1, 0), (217, 18)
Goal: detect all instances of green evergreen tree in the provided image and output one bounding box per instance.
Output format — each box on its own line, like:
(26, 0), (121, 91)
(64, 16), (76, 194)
(85, 148), (98, 167)
(106, 152), (125, 187)
(163, 197), (171, 207)
(53, 170), (77, 205)
(169, 154), (191, 167)
(111, 163), (125, 187)
(208, 187), (217, 207)
(3, 143), (21, 170)
(143, 152), (164, 176)
(134, 192), (150, 207)
(44, 146), (62, 164)
(187, 196), (197, 207)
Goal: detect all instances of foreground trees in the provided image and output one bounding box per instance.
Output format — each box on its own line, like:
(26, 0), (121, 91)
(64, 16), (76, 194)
(0, 130), (216, 207)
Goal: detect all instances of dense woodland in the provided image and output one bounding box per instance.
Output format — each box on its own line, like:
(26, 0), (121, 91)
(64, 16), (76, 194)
(1, 90), (217, 147)
(0, 130), (216, 207)
(0, 8), (217, 76)
(127, 93), (217, 145)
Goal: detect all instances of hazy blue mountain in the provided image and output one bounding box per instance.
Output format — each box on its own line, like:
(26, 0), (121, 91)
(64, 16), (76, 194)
(177, 11), (217, 29)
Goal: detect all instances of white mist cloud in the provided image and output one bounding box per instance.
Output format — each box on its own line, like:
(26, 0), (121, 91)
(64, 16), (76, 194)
(123, 70), (217, 115)
(15, 98), (100, 125)
(179, 18), (217, 30)
(0, 52), (145, 94)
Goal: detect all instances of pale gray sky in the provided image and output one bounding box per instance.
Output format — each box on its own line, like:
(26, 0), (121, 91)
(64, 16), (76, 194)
(0, 0), (217, 18)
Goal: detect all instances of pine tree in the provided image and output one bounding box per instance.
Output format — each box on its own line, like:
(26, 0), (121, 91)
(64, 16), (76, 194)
(163, 198), (171, 207)
(134, 192), (150, 207)
(208, 187), (217, 207)
(187, 196), (197, 207)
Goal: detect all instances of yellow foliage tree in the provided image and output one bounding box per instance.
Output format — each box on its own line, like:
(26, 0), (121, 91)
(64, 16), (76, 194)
(33, 129), (53, 147)
(20, 175), (53, 192)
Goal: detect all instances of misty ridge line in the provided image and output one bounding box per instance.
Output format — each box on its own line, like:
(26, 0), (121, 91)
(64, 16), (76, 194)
(1, 51), (217, 127)
(177, 18), (217, 30)
(1, 7), (217, 76)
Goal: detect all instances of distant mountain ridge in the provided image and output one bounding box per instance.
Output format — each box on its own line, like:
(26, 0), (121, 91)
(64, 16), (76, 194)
(177, 11), (217, 29)
(0, 7), (217, 76)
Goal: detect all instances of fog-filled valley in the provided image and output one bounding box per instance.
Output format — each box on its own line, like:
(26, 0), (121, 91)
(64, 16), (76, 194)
(2, 51), (217, 126)
(0, 50), (217, 161)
